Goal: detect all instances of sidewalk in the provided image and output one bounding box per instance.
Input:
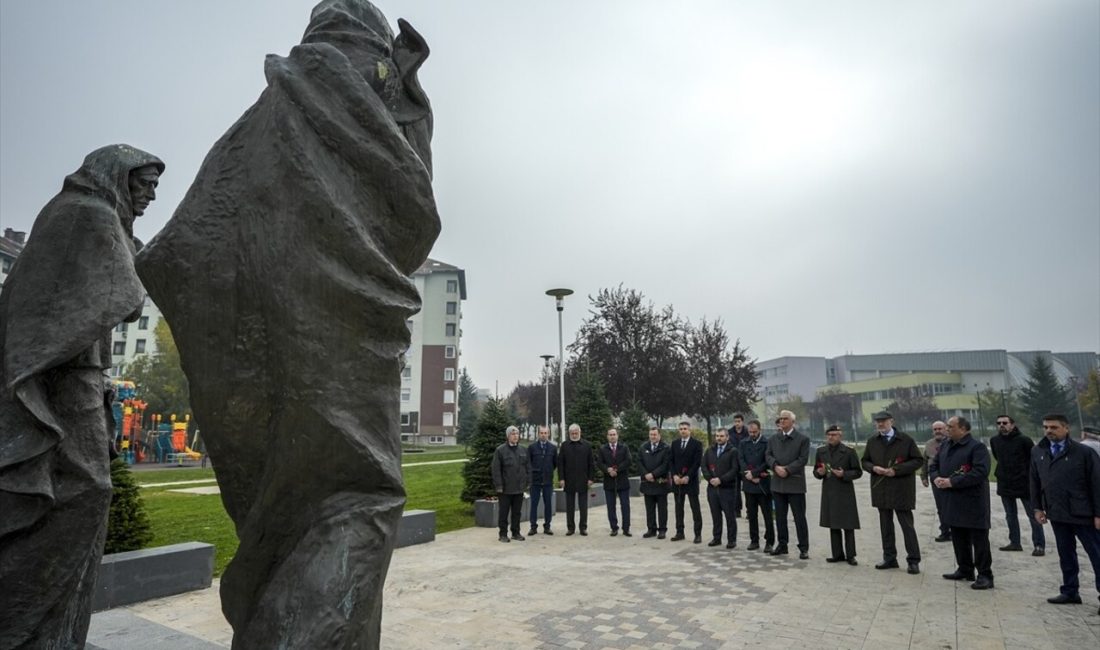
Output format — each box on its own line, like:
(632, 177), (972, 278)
(89, 480), (1099, 649)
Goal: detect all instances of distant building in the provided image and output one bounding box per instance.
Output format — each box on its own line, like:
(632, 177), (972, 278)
(110, 296), (163, 377)
(1, 228), (26, 288)
(401, 258), (466, 446)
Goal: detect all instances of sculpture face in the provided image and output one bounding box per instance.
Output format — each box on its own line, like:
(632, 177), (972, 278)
(128, 165), (161, 216)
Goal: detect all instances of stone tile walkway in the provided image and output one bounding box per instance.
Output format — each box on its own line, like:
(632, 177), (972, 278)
(88, 481), (1100, 649)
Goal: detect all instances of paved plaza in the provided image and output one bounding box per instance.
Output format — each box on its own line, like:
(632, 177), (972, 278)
(89, 480), (1099, 649)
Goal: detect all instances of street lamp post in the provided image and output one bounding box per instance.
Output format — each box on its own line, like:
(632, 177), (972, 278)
(1069, 376), (1085, 431)
(540, 354), (554, 431)
(546, 288), (573, 443)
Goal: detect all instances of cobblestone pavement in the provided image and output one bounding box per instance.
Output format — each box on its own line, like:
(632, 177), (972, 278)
(89, 480), (1100, 649)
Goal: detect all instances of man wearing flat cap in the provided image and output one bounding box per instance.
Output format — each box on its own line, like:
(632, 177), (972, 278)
(861, 411), (924, 574)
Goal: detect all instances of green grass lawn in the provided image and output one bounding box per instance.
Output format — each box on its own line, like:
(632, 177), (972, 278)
(136, 456), (471, 576)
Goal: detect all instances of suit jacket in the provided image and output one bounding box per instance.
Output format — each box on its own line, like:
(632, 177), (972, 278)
(557, 438), (595, 492)
(597, 442), (632, 491)
(738, 435), (771, 495)
(1029, 437), (1100, 526)
(527, 440), (558, 486)
(765, 428), (809, 494)
(638, 441), (670, 495)
(702, 442), (740, 488)
(669, 436), (703, 485)
(928, 434), (991, 528)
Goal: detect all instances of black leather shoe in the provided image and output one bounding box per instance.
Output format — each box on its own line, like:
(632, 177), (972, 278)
(726, 542), (736, 549)
(498, 535), (510, 543)
(769, 546), (788, 556)
(971, 576), (994, 590)
(566, 530), (575, 536)
(825, 556), (845, 563)
(622, 530), (632, 537)
(610, 530), (618, 537)
(1032, 547), (1045, 557)
(543, 528), (554, 535)
(747, 543), (760, 551)
(1046, 593), (1082, 604)
(942, 570), (975, 581)
(799, 551), (809, 560)
(528, 528), (538, 536)
(693, 535), (702, 544)
(657, 532), (666, 539)
(934, 534), (952, 542)
(512, 534), (525, 541)
(875, 560), (900, 570)
(670, 534), (685, 541)
(763, 544), (774, 553)
(643, 531), (657, 538)
(907, 563), (920, 575)
(999, 543), (1023, 552)
(847, 558), (858, 566)
(707, 539), (722, 547)
(579, 530), (588, 536)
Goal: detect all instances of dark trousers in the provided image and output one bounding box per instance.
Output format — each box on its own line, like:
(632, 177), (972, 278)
(605, 487), (631, 532)
(564, 489), (588, 532)
(1001, 495), (1045, 548)
(673, 483), (703, 535)
(644, 493), (668, 533)
(744, 491), (775, 545)
(950, 526), (992, 578)
(732, 477), (743, 515)
(931, 486), (950, 536)
(830, 529), (857, 560)
(773, 492), (808, 551)
(878, 508), (921, 563)
(529, 483), (554, 528)
(1051, 521), (1100, 597)
(706, 486), (737, 543)
(498, 493), (523, 536)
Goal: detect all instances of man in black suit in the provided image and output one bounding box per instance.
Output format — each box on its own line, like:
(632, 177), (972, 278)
(527, 425), (558, 535)
(1030, 413), (1100, 614)
(597, 428), (633, 537)
(669, 421), (704, 543)
(557, 423), (595, 535)
(639, 426), (670, 539)
(703, 428), (740, 548)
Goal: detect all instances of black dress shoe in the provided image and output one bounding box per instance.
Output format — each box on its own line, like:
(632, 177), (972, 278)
(693, 535), (702, 544)
(566, 530), (575, 536)
(999, 543), (1023, 552)
(971, 576), (994, 590)
(670, 534), (685, 541)
(847, 558), (858, 566)
(528, 528), (538, 536)
(875, 560), (900, 570)
(512, 534), (525, 541)
(610, 530), (618, 537)
(934, 534), (952, 543)
(498, 535), (510, 543)
(726, 542), (736, 549)
(543, 528), (554, 535)
(623, 530), (632, 537)
(769, 546), (788, 556)
(657, 532), (666, 539)
(763, 544), (774, 553)
(942, 570), (975, 581)
(1046, 593), (1082, 604)
(1032, 547), (1045, 557)
(643, 531), (657, 538)
(707, 539), (722, 547)
(799, 551), (809, 560)
(747, 543), (760, 551)
(825, 556), (845, 563)
(579, 530), (588, 536)
(907, 563), (920, 575)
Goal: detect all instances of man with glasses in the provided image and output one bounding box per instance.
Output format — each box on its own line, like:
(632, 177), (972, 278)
(990, 415), (1045, 556)
(766, 410), (811, 559)
(920, 421), (952, 542)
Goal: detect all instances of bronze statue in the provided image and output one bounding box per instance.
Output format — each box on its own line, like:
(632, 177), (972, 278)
(136, 1), (439, 647)
(0, 144), (163, 648)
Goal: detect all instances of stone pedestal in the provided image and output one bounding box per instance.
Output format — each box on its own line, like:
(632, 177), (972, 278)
(474, 496), (530, 528)
(93, 542), (215, 612)
(396, 509), (436, 548)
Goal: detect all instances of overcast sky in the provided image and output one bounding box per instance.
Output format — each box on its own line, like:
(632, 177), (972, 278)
(2, 0), (1098, 395)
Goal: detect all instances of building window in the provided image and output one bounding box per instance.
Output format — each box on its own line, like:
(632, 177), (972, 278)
(443, 368), (455, 381)
(445, 323), (457, 337)
(135, 339), (146, 354)
(402, 367), (412, 379)
(443, 412), (454, 427)
(446, 280), (458, 293)
(429, 435), (445, 444)
(401, 434), (412, 442)
(138, 316), (149, 330)
(116, 322), (128, 333)
(112, 341), (126, 356)
(444, 346), (456, 359)
(446, 301), (457, 315)
(401, 389), (411, 402)
(400, 413), (410, 425)
(444, 389), (455, 404)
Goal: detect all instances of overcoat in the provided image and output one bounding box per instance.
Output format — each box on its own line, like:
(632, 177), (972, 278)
(765, 428), (809, 494)
(557, 439), (595, 492)
(928, 434), (991, 528)
(738, 436), (771, 495)
(814, 444), (862, 530)
(860, 430), (923, 510)
(990, 429), (1033, 498)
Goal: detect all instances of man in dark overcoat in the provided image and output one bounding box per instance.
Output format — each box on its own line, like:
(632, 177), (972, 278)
(930, 416), (994, 589)
(814, 425), (862, 565)
(739, 419), (774, 551)
(1030, 413), (1100, 614)
(861, 411), (924, 574)
(702, 428), (740, 548)
(669, 421), (704, 543)
(639, 426), (670, 538)
(729, 414), (751, 516)
(527, 425), (558, 535)
(557, 423), (595, 535)
(766, 410), (810, 558)
(990, 415), (1045, 555)
(597, 427), (633, 537)
(492, 426), (531, 542)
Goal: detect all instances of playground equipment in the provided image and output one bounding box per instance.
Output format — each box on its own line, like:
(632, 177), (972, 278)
(111, 380), (148, 464)
(111, 379), (202, 464)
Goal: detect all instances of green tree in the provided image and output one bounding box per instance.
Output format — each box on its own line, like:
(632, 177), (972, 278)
(807, 389), (855, 433)
(460, 397), (514, 502)
(104, 459), (154, 554)
(684, 317), (757, 444)
(1079, 369), (1100, 426)
(618, 401), (649, 475)
(977, 387), (1030, 434)
(125, 319), (190, 420)
(1019, 356), (1075, 426)
(885, 387), (942, 434)
(456, 368), (480, 444)
(568, 368), (614, 452)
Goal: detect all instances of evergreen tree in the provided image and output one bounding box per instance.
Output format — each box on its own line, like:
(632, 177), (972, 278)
(126, 319), (190, 420)
(456, 368), (480, 444)
(460, 397), (514, 502)
(568, 369), (614, 452)
(1019, 356), (1075, 426)
(618, 401), (649, 475)
(104, 459), (154, 554)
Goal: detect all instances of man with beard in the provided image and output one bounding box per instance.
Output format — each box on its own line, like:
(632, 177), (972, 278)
(597, 428), (632, 537)
(1030, 414), (1100, 614)
(527, 425), (557, 535)
(862, 411), (924, 574)
(558, 424), (595, 535)
(920, 421), (952, 542)
(814, 425), (862, 565)
(669, 421), (704, 543)
(740, 419), (774, 552)
(766, 410), (810, 559)
(639, 426), (670, 539)
(0, 145), (163, 648)
(931, 416), (994, 589)
(990, 415), (1045, 555)
(702, 428), (740, 548)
